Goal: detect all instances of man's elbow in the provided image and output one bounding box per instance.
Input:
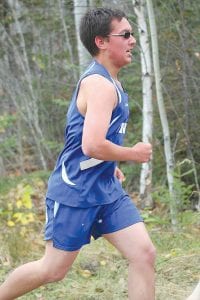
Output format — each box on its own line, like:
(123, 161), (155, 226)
(82, 141), (104, 158)
(82, 143), (93, 157)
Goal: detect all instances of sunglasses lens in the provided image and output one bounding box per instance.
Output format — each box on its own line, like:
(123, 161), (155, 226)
(124, 32), (131, 39)
(125, 32), (130, 38)
(109, 32), (133, 39)
(124, 31), (133, 39)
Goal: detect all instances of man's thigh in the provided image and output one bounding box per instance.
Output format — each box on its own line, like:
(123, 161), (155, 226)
(41, 241), (79, 278)
(103, 222), (154, 260)
(92, 195), (143, 239)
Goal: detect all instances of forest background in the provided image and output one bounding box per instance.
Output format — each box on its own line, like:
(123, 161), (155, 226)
(0, 0), (199, 299)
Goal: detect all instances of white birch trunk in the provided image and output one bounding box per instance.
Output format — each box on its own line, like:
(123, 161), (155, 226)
(133, 0), (153, 208)
(74, 0), (91, 73)
(146, 0), (178, 229)
(58, 0), (78, 82)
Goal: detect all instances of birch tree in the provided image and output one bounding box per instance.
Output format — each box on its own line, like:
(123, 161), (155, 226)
(73, 0), (91, 73)
(132, 0), (153, 208)
(58, 0), (78, 82)
(146, 0), (177, 229)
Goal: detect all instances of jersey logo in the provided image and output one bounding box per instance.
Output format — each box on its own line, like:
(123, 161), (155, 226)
(119, 122), (127, 134)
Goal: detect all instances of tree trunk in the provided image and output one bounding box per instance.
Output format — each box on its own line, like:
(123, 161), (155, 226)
(146, 0), (178, 229)
(133, 0), (153, 208)
(58, 0), (78, 82)
(73, 0), (91, 73)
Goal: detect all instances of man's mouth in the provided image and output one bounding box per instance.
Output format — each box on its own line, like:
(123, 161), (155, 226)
(126, 50), (132, 56)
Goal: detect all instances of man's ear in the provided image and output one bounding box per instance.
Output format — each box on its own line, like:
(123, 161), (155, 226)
(94, 36), (108, 50)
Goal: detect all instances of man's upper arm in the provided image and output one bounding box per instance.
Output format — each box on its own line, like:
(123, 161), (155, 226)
(81, 75), (118, 151)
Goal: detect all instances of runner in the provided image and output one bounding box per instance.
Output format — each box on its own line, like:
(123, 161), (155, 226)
(0, 8), (156, 300)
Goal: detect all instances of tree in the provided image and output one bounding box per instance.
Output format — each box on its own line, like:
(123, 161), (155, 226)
(1, 0), (50, 170)
(175, 0), (200, 211)
(132, 0), (153, 208)
(146, 0), (178, 229)
(73, 0), (91, 73)
(0, 0), (79, 173)
(58, 0), (78, 83)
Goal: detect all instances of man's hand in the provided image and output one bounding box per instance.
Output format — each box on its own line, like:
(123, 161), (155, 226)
(114, 166), (126, 183)
(131, 142), (152, 163)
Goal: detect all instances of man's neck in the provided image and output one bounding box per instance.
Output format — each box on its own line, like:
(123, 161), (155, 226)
(94, 56), (120, 81)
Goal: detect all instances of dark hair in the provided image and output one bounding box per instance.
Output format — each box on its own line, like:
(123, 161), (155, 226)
(80, 8), (126, 56)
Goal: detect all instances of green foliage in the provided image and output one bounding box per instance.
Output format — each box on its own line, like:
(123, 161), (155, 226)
(0, 113), (18, 162)
(152, 166), (194, 215)
(1, 182), (36, 230)
(32, 54), (48, 71)
(0, 182), (37, 262)
(0, 174), (47, 263)
(141, 210), (168, 225)
(120, 162), (141, 192)
(52, 98), (69, 107)
(45, 139), (63, 153)
(0, 135), (17, 158)
(178, 210), (200, 227)
(0, 113), (17, 132)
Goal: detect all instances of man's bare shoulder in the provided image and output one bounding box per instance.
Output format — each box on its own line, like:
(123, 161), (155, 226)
(80, 74), (115, 91)
(77, 74), (117, 116)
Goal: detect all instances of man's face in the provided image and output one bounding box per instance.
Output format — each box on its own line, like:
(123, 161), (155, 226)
(106, 18), (136, 68)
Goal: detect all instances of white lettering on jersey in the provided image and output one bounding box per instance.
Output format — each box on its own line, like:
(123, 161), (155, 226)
(119, 122), (127, 134)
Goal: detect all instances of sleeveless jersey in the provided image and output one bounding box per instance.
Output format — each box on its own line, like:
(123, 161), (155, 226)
(46, 60), (130, 207)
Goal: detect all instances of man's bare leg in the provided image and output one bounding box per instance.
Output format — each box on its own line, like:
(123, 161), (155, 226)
(103, 222), (156, 300)
(0, 241), (79, 300)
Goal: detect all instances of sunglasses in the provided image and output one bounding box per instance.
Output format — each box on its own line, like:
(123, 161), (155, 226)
(108, 31), (133, 39)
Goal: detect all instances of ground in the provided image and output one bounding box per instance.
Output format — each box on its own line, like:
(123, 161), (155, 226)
(0, 174), (199, 299)
(0, 223), (199, 300)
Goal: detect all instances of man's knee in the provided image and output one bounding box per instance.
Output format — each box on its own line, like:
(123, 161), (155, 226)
(39, 241), (78, 284)
(144, 242), (156, 266)
(41, 265), (67, 283)
(38, 259), (69, 284)
(46, 270), (67, 283)
(128, 241), (156, 267)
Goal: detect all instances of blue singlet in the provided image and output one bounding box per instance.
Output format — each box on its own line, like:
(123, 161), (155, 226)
(46, 60), (130, 207)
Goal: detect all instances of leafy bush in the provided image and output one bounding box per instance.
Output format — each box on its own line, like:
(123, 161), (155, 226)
(0, 177), (46, 263)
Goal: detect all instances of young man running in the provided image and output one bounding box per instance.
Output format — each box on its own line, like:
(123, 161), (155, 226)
(0, 8), (156, 300)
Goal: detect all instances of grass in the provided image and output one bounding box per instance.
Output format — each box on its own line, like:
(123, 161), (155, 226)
(0, 173), (199, 299)
(0, 224), (199, 300)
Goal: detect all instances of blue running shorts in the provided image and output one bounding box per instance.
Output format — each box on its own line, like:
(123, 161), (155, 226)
(44, 195), (143, 251)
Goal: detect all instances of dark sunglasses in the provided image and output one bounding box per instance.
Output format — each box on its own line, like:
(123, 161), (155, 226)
(108, 31), (133, 39)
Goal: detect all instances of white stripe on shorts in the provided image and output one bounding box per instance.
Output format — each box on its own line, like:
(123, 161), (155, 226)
(54, 201), (60, 218)
(45, 206), (48, 224)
